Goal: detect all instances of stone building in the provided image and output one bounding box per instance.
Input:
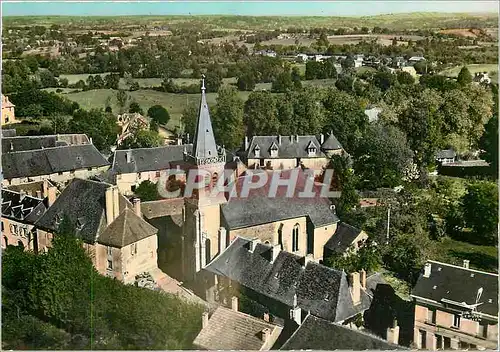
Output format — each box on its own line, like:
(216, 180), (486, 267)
(35, 178), (159, 284)
(2, 133), (91, 153)
(202, 237), (378, 324)
(323, 222), (369, 259)
(2, 143), (110, 186)
(241, 133), (343, 174)
(116, 112), (150, 146)
(1, 94), (17, 125)
(1, 189), (48, 250)
(193, 299), (283, 350)
(411, 260), (498, 350)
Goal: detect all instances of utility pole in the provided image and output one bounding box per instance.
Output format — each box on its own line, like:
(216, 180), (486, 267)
(386, 204), (391, 245)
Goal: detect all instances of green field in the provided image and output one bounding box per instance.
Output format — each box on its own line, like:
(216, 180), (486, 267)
(433, 237), (498, 273)
(439, 63), (498, 82)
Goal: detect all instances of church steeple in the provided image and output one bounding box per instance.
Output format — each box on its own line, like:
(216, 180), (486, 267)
(190, 74), (220, 164)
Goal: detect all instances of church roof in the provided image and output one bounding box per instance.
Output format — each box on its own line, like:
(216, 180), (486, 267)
(321, 132), (343, 150)
(192, 76), (219, 160)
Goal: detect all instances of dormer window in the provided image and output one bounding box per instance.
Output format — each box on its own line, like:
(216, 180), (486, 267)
(76, 218), (84, 231)
(54, 214), (62, 227)
(269, 142), (279, 158)
(254, 144), (261, 158)
(306, 141), (317, 157)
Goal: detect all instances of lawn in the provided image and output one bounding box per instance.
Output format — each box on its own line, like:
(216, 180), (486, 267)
(432, 237), (498, 273)
(439, 63), (498, 82)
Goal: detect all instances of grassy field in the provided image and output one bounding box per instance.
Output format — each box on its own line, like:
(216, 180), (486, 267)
(4, 13), (498, 31)
(439, 63), (498, 82)
(433, 237), (498, 273)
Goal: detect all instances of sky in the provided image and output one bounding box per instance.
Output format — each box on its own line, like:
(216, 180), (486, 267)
(2, 1), (499, 17)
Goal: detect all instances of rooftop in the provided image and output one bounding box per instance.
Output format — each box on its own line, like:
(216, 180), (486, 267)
(281, 314), (400, 350)
(411, 260), (498, 318)
(324, 222), (363, 254)
(193, 306), (282, 350)
(1, 189), (47, 224)
(3, 144), (110, 180)
(2, 134), (90, 153)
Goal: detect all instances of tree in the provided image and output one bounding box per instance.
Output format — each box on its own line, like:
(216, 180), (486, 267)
(128, 101), (143, 114)
(244, 91), (280, 136)
(181, 104), (198, 141)
(204, 67), (223, 93)
(305, 61), (324, 80)
(147, 105), (170, 126)
(457, 66), (472, 86)
(271, 71), (294, 93)
(322, 58), (337, 79)
(325, 241), (381, 274)
(341, 55), (355, 70)
(464, 84), (494, 148)
(330, 154), (359, 215)
(120, 129), (162, 149)
(396, 71), (415, 85)
(134, 180), (161, 201)
(69, 109), (120, 151)
(236, 72), (256, 91)
(290, 66), (303, 89)
(480, 114), (498, 174)
(212, 86), (245, 149)
(461, 181), (498, 245)
(372, 71), (396, 91)
(116, 89), (129, 114)
(104, 73), (120, 89)
(354, 122), (413, 189)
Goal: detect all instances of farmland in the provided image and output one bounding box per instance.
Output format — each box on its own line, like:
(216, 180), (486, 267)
(439, 63), (498, 81)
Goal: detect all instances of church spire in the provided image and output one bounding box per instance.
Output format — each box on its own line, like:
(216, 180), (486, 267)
(190, 74), (220, 164)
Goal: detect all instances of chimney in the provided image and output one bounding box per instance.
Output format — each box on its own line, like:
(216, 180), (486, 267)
(202, 311), (209, 329)
(248, 238), (260, 253)
(386, 319), (400, 345)
(132, 197), (141, 217)
(302, 254), (314, 268)
(112, 186), (120, 220)
(270, 243), (281, 263)
(187, 133), (190, 143)
(36, 190), (42, 199)
(47, 185), (57, 207)
(278, 135), (282, 145)
(350, 272), (361, 305)
(463, 260), (469, 269)
(423, 262), (432, 278)
(263, 312), (270, 322)
(19, 189), (26, 201)
(231, 296), (239, 312)
(244, 136), (249, 150)
(42, 179), (49, 197)
(296, 135), (299, 143)
(320, 134), (324, 144)
(360, 269), (367, 289)
(126, 150), (132, 163)
(290, 301), (302, 325)
(105, 187), (115, 225)
(261, 328), (271, 343)
(290, 135), (294, 143)
(177, 137), (182, 146)
(218, 227), (227, 253)
(90, 137), (93, 144)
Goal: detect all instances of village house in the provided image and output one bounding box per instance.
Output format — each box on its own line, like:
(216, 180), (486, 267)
(1, 189), (49, 251)
(2, 143), (110, 186)
(241, 133), (343, 174)
(364, 106), (382, 123)
(1, 94), (17, 125)
(193, 300), (283, 350)
(111, 144), (192, 195)
(116, 112), (150, 146)
(409, 56), (426, 64)
(34, 178), (159, 284)
(473, 72), (491, 85)
(411, 260), (498, 350)
(323, 222), (369, 259)
(201, 237), (379, 325)
(435, 149), (457, 165)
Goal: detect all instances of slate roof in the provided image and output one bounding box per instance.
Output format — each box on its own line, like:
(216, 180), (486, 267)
(436, 149), (456, 159)
(411, 260), (498, 318)
(35, 178), (131, 243)
(97, 208), (158, 248)
(204, 237), (371, 322)
(324, 222), (364, 254)
(192, 79), (219, 160)
(222, 169), (340, 229)
(1, 189), (47, 224)
(193, 306), (282, 350)
(246, 135), (327, 159)
(2, 129), (16, 137)
(321, 132), (343, 150)
(281, 314), (400, 350)
(140, 198), (184, 219)
(2, 134), (90, 153)
(2, 144), (110, 180)
(111, 144), (192, 174)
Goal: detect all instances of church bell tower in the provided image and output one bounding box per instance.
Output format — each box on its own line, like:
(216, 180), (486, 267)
(182, 75), (227, 282)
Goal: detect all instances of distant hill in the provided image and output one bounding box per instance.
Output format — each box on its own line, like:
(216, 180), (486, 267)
(3, 12), (498, 31)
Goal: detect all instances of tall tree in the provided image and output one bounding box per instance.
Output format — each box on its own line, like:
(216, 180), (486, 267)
(128, 102), (143, 114)
(244, 91), (280, 136)
(480, 114), (498, 174)
(116, 89), (129, 114)
(147, 105), (170, 126)
(119, 129), (162, 149)
(212, 86), (245, 149)
(69, 109), (120, 151)
(457, 66), (473, 86)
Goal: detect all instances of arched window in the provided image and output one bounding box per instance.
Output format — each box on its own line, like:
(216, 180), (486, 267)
(292, 224), (300, 252)
(3, 236), (8, 248)
(205, 238), (211, 264)
(212, 172), (218, 187)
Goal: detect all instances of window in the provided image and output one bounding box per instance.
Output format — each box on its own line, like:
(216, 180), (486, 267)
(70, 170), (75, 175)
(1, 222), (4, 232)
(58, 172), (63, 175)
(427, 308), (436, 324)
(131, 243), (137, 255)
(107, 246), (112, 256)
(479, 323), (488, 338)
(419, 330), (427, 349)
(156, 171), (161, 178)
(107, 259), (113, 270)
(453, 314), (461, 328)
(292, 224), (300, 252)
(131, 185), (136, 192)
(87, 167), (93, 171)
(137, 172), (142, 179)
